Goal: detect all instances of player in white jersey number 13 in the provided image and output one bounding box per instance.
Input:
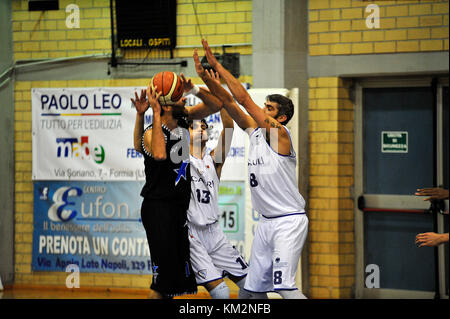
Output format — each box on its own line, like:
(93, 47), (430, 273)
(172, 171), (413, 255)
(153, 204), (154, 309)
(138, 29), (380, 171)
(183, 53), (249, 299)
(201, 39), (309, 299)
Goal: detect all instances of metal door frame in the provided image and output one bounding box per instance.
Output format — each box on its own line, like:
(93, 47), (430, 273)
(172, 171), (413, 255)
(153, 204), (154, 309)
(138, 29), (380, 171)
(354, 76), (449, 299)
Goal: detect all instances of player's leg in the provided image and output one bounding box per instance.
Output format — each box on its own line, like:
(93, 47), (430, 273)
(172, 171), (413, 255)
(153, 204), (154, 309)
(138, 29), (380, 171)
(142, 199), (197, 297)
(204, 278), (230, 299)
(272, 214), (309, 298)
(188, 223), (226, 298)
(229, 274), (269, 299)
(238, 289), (269, 299)
(141, 199), (166, 299)
(241, 219), (273, 298)
(278, 289), (307, 299)
(204, 224), (249, 298)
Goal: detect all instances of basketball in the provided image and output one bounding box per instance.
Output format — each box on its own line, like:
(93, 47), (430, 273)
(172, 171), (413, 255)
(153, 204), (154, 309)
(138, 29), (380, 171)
(150, 71), (184, 106)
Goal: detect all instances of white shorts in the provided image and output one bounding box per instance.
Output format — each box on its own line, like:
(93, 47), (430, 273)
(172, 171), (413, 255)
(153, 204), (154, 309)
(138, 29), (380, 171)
(244, 213), (308, 293)
(188, 221), (248, 285)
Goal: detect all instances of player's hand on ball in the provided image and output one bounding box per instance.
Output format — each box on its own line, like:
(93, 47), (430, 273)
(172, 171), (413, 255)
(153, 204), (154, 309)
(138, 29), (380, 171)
(131, 89), (149, 115)
(147, 85), (162, 115)
(180, 72), (194, 93)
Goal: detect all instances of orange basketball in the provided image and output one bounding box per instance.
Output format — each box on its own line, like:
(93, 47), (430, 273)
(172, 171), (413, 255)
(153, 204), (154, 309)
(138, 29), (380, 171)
(150, 71), (184, 105)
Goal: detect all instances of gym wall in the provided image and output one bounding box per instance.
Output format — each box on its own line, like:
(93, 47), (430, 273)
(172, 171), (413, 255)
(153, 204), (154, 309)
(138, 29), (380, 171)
(306, 0), (448, 299)
(7, 0), (449, 299)
(11, 0), (252, 293)
(12, 0), (252, 59)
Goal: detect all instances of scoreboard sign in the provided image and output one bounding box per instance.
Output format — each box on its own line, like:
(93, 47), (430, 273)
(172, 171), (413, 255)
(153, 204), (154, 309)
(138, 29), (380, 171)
(115, 0), (177, 49)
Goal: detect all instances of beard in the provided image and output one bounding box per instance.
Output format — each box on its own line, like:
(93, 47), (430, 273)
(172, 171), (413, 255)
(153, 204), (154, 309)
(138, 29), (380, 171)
(171, 98), (188, 119)
(173, 111), (186, 119)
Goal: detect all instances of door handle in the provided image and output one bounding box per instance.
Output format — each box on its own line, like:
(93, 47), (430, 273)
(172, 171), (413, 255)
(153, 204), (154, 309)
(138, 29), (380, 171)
(357, 195), (433, 214)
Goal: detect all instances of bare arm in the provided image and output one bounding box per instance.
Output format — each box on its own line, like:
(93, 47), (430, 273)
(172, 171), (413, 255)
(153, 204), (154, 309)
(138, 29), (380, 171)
(212, 107), (234, 179)
(195, 87), (224, 118)
(145, 85), (166, 161)
(131, 89), (149, 154)
(202, 39), (291, 154)
(171, 70), (223, 121)
(202, 71), (235, 178)
(202, 39), (266, 129)
(193, 49), (256, 131)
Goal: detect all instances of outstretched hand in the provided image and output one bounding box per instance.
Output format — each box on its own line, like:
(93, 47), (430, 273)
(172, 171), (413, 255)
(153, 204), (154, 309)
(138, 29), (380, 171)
(202, 38), (219, 69)
(193, 49), (208, 80)
(415, 232), (446, 247)
(180, 72), (194, 93)
(206, 69), (220, 85)
(193, 48), (221, 86)
(415, 187), (449, 201)
(130, 89), (149, 115)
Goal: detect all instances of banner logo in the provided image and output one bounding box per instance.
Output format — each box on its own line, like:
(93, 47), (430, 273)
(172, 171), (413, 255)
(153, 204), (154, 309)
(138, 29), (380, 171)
(56, 136), (105, 164)
(48, 186), (83, 222)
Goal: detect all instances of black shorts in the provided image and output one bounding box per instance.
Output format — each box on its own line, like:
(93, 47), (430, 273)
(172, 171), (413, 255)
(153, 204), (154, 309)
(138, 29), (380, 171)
(140, 198), (197, 297)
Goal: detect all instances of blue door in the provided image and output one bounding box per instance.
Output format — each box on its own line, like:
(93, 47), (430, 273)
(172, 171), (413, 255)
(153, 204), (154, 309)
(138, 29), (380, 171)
(356, 81), (448, 298)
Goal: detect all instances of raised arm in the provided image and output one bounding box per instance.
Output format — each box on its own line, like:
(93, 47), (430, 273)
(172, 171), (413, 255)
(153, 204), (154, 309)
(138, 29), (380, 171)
(202, 39), (291, 154)
(211, 107), (234, 179)
(202, 39), (257, 114)
(171, 66), (224, 120)
(194, 49), (256, 132)
(143, 85), (166, 161)
(203, 71), (235, 178)
(131, 89), (149, 154)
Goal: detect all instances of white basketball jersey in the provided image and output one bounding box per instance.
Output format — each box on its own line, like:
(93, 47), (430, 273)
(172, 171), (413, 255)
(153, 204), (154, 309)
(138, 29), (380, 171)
(248, 127), (306, 218)
(187, 154), (220, 226)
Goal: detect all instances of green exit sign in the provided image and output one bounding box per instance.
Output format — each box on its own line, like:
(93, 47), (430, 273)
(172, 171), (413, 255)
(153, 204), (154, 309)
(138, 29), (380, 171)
(381, 131), (408, 153)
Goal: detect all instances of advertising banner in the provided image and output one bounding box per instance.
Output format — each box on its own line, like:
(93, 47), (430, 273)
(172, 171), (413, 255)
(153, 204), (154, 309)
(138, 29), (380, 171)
(32, 181), (150, 274)
(32, 86), (248, 182)
(32, 87), (146, 181)
(32, 180), (246, 273)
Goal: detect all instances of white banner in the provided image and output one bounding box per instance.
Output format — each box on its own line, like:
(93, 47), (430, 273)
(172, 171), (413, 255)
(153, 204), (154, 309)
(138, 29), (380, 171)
(32, 86), (248, 181)
(32, 87), (145, 181)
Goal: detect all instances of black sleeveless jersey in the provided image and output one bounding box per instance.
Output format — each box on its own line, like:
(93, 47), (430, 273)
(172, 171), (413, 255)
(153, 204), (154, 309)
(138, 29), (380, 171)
(140, 121), (191, 208)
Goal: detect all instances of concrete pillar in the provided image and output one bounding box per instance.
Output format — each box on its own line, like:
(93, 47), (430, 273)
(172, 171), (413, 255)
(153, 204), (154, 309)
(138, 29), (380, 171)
(252, 0), (310, 295)
(0, 0), (15, 286)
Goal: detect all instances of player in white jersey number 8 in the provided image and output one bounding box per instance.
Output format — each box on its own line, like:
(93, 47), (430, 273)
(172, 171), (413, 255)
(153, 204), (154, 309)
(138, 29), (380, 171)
(201, 39), (309, 299)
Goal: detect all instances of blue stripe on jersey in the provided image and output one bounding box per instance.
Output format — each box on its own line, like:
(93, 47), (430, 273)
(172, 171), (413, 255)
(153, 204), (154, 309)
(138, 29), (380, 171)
(261, 212), (306, 219)
(273, 288), (299, 291)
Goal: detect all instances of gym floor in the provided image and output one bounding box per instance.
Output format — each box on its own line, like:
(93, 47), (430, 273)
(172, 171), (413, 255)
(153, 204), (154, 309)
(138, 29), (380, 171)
(0, 278), (240, 299)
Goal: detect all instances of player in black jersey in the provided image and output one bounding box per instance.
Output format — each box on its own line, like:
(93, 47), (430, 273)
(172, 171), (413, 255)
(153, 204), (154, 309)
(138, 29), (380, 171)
(131, 76), (224, 298)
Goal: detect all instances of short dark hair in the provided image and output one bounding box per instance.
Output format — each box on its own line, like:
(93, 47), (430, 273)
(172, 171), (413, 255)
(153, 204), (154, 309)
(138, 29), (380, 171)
(266, 94), (294, 125)
(187, 118), (209, 129)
